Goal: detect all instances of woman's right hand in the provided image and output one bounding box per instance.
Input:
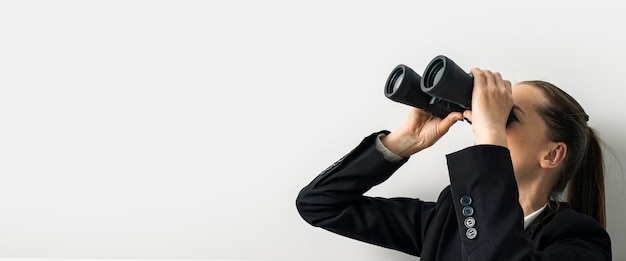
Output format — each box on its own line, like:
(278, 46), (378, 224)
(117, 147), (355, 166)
(462, 68), (513, 147)
(381, 108), (463, 157)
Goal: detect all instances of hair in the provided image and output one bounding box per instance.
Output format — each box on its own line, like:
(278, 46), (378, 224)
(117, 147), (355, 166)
(519, 80), (606, 228)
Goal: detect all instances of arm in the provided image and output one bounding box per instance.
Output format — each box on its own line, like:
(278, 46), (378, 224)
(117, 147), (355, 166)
(446, 145), (531, 259)
(446, 145), (611, 260)
(296, 131), (431, 255)
(296, 93), (462, 255)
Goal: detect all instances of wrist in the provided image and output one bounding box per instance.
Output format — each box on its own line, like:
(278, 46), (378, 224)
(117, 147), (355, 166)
(473, 128), (508, 147)
(380, 130), (421, 157)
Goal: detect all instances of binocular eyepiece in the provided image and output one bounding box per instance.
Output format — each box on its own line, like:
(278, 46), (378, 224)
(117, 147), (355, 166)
(384, 55), (473, 119)
(384, 55), (514, 125)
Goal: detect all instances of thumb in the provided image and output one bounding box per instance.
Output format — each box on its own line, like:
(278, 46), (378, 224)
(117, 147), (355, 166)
(439, 112), (464, 132)
(463, 110), (473, 123)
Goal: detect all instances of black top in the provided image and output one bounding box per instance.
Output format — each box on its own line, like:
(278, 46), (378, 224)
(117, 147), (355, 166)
(296, 131), (611, 260)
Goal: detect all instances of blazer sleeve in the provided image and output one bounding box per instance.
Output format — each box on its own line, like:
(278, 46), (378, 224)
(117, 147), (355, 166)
(446, 145), (611, 260)
(295, 131), (436, 256)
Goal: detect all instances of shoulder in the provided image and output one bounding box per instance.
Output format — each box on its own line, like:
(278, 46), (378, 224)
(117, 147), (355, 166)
(537, 203), (611, 257)
(548, 204), (606, 235)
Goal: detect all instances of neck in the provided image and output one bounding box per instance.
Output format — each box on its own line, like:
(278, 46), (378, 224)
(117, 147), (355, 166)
(518, 182), (550, 217)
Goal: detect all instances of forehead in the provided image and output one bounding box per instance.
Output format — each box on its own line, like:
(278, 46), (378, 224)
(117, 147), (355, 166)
(512, 83), (547, 111)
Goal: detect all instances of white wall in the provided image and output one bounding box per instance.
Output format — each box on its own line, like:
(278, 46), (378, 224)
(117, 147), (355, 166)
(1, 1), (625, 260)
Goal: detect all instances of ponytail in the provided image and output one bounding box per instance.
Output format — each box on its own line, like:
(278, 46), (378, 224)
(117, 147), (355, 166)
(567, 127), (606, 228)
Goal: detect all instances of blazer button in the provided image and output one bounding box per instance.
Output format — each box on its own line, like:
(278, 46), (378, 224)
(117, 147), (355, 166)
(466, 228), (478, 239)
(464, 217), (475, 228)
(462, 206), (474, 217)
(460, 195), (472, 206)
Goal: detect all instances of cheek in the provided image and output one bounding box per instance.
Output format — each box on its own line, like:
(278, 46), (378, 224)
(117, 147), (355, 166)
(508, 141), (536, 181)
(507, 128), (546, 174)
(506, 130), (539, 173)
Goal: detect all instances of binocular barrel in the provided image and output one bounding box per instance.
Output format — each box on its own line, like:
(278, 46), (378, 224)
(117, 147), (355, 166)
(384, 55), (472, 119)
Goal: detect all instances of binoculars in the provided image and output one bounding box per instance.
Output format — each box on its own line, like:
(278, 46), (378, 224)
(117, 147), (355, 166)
(384, 55), (515, 125)
(384, 55), (473, 119)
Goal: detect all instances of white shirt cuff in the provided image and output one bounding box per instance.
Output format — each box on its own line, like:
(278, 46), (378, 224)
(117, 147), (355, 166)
(375, 133), (405, 162)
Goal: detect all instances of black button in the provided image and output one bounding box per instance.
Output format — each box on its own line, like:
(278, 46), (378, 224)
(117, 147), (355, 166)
(462, 206), (474, 217)
(460, 195), (472, 206)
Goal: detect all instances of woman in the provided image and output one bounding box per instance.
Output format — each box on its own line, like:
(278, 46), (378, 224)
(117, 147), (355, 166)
(295, 68), (611, 260)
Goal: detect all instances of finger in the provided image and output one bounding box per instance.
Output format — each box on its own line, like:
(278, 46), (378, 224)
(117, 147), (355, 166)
(504, 80), (512, 93)
(463, 110), (473, 122)
(438, 112), (463, 133)
(470, 68), (486, 87)
(494, 72), (505, 88)
(408, 107), (431, 119)
(483, 69), (496, 88)
(406, 108), (431, 127)
(443, 111), (464, 124)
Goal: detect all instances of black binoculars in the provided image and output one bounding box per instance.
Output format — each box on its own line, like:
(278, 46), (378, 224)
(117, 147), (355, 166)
(384, 55), (473, 119)
(384, 55), (514, 125)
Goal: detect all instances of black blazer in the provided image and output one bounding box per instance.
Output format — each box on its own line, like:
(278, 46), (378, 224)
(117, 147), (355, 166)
(296, 132), (611, 260)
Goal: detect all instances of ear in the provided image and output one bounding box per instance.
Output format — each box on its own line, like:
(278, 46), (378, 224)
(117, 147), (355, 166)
(540, 142), (567, 169)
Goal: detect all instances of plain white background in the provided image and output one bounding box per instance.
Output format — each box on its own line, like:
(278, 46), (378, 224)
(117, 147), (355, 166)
(1, 1), (625, 260)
